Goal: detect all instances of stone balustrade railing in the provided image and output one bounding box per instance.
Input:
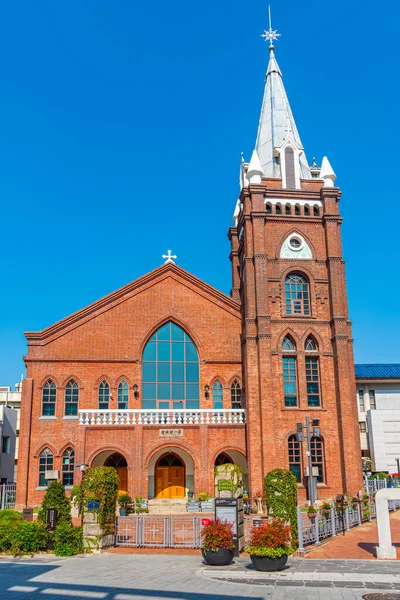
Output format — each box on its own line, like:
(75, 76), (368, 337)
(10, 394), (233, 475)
(78, 408), (246, 426)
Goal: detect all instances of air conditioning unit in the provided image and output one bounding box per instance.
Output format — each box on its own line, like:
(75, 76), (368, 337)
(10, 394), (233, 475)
(45, 470), (59, 480)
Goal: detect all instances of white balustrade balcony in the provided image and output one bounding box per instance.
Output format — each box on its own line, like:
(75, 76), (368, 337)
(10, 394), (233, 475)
(78, 408), (246, 426)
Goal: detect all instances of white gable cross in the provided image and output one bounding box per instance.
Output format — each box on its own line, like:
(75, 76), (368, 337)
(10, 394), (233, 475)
(162, 250), (177, 264)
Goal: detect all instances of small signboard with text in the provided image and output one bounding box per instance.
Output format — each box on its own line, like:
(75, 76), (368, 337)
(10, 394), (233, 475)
(217, 480), (233, 492)
(22, 508), (33, 522)
(46, 507), (57, 534)
(159, 429), (183, 437)
(87, 500), (100, 511)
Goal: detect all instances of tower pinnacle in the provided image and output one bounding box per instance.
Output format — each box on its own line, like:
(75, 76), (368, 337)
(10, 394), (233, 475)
(255, 12), (311, 183)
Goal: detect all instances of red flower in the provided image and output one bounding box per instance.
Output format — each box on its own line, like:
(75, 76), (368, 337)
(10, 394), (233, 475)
(248, 518), (291, 549)
(201, 519), (234, 551)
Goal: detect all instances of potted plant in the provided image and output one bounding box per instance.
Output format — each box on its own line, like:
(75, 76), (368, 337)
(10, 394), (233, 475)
(362, 493), (370, 505)
(351, 497), (359, 509)
(321, 502), (331, 517)
(134, 496), (148, 514)
(246, 518), (293, 572)
(199, 492), (213, 512)
(307, 506), (317, 520)
(118, 493), (132, 516)
(187, 489), (194, 499)
(201, 519), (234, 566)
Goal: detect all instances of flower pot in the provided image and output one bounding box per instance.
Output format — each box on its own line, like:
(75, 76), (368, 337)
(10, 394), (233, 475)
(187, 493), (194, 499)
(119, 508), (127, 516)
(250, 554), (288, 572)
(308, 512), (317, 520)
(322, 509), (331, 517)
(201, 548), (234, 566)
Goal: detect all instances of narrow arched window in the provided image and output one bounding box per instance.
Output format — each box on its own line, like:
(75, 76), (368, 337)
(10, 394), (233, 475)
(266, 202), (272, 214)
(304, 204), (310, 216)
(311, 436), (325, 482)
(305, 336), (318, 351)
(215, 452), (233, 465)
(142, 321), (199, 409)
(282, 336), (296, 351)
(306, 356), (321, 407)
(62, 447), (74, 486)
(313, 205), (320, 216)
(98, 380), (110, 410)
(285, 273), (310, 315)
(276, 203), (282, 215)
(288, 434), (301, 482)
(42, 380), (56, 416)
(295, 204), (300, 215)
(283, 357), (297, 407)
(285, 203), (291, 215)
(231, 380), (241, 409)
(65, 380), (78, 416)
(118, 380), (129, 409)
(39, 448), (53, 487)
(212, 380), (223, 410)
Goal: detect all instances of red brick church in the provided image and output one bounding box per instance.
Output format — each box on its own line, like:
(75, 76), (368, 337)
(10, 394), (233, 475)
(16, 36), (362, 509)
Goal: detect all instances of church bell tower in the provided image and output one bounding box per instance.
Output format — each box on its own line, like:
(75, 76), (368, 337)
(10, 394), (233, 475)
(228, 21), (362, 500)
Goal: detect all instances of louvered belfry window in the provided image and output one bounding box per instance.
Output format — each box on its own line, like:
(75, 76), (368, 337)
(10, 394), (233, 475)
(285, 146), (296, 188)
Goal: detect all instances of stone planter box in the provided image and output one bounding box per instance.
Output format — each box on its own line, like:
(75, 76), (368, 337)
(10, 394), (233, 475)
(200, 500), (214, 512)
(187, 501), (199, 513)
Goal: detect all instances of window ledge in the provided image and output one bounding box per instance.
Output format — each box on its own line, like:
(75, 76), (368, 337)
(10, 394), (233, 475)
(64, 486), (73, 490)
(36, 487), (47, 491)
(317, 484), (328, 488)
(39, 416), (57, 420)
(62, 416), (79, 420)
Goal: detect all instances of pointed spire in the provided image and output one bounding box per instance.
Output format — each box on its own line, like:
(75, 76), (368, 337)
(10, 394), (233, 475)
(320, 156), (336, 187)
(247, 149), (264, 183)
(255, 27), (311, 181)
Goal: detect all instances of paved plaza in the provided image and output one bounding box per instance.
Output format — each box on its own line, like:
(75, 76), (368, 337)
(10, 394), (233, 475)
(1, 553), (400, 600)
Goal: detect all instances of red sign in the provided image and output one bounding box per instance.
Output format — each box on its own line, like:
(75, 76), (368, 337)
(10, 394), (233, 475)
(202, 518), (211, 526)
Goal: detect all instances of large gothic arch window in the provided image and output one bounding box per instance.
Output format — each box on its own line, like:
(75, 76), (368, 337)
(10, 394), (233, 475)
(142, 321), (199, 410)
(285, 273), (310, 315)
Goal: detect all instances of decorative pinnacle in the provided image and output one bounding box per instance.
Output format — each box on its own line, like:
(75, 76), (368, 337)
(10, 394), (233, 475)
(162, 249), (177, 264)
(261, 5), (281, 47)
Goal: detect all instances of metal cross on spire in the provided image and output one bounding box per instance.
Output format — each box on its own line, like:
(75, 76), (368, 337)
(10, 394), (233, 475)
(261, 5), (281, 47)
(162, 250), (177, 264)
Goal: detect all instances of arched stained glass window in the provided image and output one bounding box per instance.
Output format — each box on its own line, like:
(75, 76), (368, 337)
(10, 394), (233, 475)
(282, 336), (296, 351)
(39, 448), (53, 487)
(98, 380), (110, 410)
(288, 435), (301, 482)
(42, 379), (56, 416)
(142, 322), (199, 410)
(65, 380), (78, 416)
(285, 273), (310, 315)
(231, 380), (242, 409)
(215, 452), (233, 465)
(212, 380), (223, 409)
(305, 336), (318, 351)
(118, 380), (129, 409)
(62, 447), (74, 486)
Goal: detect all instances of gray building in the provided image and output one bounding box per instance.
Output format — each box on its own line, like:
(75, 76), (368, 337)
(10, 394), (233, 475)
(0, 382), (22, 482)
(0, 405), (17, 483)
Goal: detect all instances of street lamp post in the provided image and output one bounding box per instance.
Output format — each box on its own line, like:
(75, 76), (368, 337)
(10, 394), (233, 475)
(297, 417), (321, 507)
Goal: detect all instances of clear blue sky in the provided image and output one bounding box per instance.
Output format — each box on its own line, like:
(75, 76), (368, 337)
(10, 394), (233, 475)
(1, 0), (399, 387)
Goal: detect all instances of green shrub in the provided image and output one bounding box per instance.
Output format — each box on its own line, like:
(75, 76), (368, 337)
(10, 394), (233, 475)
(38, 481), (71, 526)
(82, 467), (119, 532)
(264, 469), (298, 543)
(118, 493), (132, 508)
(0, 510), (22, 526)
(0, 524), (13, 551)
(53, 523), (83, 556)
(199, 492), (211, 502)
(9, 522), (48, 556)
(371, 472), (389, 480)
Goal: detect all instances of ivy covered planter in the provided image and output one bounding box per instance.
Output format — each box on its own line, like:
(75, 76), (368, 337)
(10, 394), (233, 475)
(202, 548), (234, 566)
(250, 554), (288, 572)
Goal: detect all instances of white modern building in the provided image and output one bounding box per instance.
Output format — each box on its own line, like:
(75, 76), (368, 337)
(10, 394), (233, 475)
(0, 381), (22, 482)
(0, 405), (17, 483)
(356, 365), (400, 473)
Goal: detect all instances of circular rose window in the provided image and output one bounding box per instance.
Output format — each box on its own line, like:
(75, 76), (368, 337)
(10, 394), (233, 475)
(289, 236), (302, 250)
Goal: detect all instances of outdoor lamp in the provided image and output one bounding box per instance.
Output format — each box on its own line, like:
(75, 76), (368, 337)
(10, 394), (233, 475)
(204, 385), (210, 399)
(133, 384), (139, 398)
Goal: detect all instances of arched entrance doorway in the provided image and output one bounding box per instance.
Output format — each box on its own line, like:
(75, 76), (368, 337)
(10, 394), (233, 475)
(105, 453), (128, 492)
(155, 452), (185, 499)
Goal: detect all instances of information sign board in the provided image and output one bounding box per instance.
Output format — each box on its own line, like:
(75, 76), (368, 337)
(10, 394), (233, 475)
(22, 508), (33, 521)
(87, 500), (100, 511)
(217, 480), (233, 492)
(46, 507), (57, 533)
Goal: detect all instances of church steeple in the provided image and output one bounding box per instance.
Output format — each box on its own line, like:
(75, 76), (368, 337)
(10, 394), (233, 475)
(254, 18), (311, 184)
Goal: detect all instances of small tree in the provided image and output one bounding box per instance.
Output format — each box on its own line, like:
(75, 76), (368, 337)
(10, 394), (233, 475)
(82, 466), (119, 533)
(38, 481), (71, 526)
(264, 469), (298, 543)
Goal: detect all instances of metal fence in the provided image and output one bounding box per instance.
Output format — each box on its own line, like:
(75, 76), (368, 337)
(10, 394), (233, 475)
(0, 483), (16, 510)
(116, 515), (203, 548)
(297, 498), (400, 551)
(364, 477), (388, 494)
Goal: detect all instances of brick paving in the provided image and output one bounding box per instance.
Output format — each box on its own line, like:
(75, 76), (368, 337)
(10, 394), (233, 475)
(305, 511), (400, 560)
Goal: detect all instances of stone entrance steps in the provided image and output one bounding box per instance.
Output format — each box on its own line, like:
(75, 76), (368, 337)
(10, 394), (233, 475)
(148, 498), (188, 514)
